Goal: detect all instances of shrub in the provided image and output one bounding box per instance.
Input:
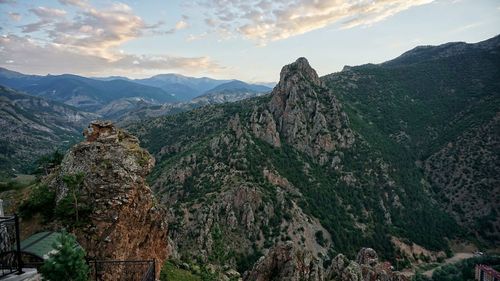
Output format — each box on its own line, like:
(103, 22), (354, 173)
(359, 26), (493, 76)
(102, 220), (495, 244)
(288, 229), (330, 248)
(315, 230), (326, 246)
(39, 231), (89, 281)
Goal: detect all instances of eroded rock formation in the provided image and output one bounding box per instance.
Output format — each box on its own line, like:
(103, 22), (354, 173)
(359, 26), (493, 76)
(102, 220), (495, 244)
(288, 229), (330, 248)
(245, 246), (408, 281)
(251, 57), (355, 164)
(49, 121), (170, 279)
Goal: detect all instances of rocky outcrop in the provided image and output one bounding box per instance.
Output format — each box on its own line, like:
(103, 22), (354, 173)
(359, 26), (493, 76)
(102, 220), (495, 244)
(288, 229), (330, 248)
(251, 57), (354, 164)
(48, 121), (169, 279)
(246, 246), (408, 281)
(356, 248), (378, 266)
(244, 242), (324, 281)
(328, 248), (409, 281)
(328, 254), (362, 281)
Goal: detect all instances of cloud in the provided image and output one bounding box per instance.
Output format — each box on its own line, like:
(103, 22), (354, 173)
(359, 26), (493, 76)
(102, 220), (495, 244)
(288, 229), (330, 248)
(20, 7), (68, 33)
(187, 32), (208, 42)
(8, 12), (21, 21)
(175, 20), (189, 30)
(3, 2), (225, 76)
(30, 6), (67, 18)
(450, 21), (484, 34)
(164, 19), (190, 34)
(196, 0), (435, 43)
(20, 3), (162, 59)
(58, 0), (89, 8)
(0, 34), (224, 76)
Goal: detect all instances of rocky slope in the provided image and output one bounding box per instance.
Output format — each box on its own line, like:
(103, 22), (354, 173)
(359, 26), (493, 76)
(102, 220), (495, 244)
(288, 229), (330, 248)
(245, 245), (408, 281)
(45, 121), (170, 279)
(0, 86), (98, 172)
(322, 34), (500, 246)
(424, 113), (500, 242)
(129, 57), (459, 279)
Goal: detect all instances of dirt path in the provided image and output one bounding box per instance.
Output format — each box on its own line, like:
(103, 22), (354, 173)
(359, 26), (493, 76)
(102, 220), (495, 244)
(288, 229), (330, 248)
(422, 252), (475, 277)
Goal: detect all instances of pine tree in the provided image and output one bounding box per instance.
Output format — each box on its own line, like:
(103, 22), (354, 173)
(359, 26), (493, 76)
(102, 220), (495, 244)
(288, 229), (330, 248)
(40, 231), (89, 281)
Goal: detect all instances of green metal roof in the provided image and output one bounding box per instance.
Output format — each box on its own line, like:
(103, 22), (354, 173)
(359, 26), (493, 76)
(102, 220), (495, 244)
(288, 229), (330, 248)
(19, 231), (71, 260)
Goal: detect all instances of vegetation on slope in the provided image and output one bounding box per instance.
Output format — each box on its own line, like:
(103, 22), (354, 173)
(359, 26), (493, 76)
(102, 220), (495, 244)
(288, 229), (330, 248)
(322, 37), (500, 245)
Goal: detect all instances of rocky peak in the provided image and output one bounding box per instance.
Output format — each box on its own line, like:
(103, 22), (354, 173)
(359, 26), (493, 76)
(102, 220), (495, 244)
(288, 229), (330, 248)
(48, 121), (169, 279)
(278, 57), (322, 86)
(252, 57), (354, 163)
(270, 58), (322, 118)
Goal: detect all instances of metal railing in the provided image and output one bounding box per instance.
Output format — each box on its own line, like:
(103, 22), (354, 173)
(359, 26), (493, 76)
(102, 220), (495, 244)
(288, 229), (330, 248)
(0, 214), (23, 277)
(87, 259), (156, 281)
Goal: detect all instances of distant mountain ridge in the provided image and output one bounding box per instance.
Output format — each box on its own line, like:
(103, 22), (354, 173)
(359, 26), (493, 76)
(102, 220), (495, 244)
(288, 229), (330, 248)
(383, 34), (500, 66)
(203, 80), (271, 95)
(115, 81), (272, 125)
(0, 70), (177, 111)
(192, 80), (272, 104)
(0, 68), (275, 108)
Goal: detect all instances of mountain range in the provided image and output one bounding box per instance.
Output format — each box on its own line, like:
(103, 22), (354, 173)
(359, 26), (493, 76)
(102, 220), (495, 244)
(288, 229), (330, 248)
(0, 70), (272, 172)
(0, 68), (272, 112)
(124, 35), (499, 276)
(0, 34), (499, 281)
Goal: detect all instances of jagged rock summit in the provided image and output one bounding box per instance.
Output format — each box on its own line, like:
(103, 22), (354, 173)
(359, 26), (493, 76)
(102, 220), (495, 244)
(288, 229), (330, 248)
(253, 57), (355, 164)
(48, 120), (170, 279)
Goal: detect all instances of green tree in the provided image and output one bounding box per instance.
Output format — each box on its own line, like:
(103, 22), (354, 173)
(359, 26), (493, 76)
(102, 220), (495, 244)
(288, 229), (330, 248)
(39, 231), (89, 281)
(209, 224), (227, 264)
(62, 173), (85, 223)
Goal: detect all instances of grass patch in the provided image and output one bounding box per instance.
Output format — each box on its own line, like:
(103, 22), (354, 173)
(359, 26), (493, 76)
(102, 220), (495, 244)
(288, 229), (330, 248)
(160, 261), (201, 281)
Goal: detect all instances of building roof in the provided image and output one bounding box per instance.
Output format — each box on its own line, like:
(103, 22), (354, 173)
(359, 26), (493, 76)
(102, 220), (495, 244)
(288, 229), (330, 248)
(20, 231), (78, 260)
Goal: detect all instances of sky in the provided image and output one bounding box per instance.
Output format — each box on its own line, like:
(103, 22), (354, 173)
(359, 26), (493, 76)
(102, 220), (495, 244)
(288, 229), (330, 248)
(0, 0), (499, 83)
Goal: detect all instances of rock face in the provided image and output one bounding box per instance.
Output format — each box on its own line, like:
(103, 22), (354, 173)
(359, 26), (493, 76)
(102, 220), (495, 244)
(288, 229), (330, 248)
(49, 121), (169, 279)
(252, 57), (354, 164)
(244, 242), (324, 281)
(356, 248), (378, 267)
(246, 246), (408, 281)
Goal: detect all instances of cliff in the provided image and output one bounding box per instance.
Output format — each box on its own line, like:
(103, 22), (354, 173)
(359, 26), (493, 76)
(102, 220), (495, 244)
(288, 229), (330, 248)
(48, 121), (170, 279)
